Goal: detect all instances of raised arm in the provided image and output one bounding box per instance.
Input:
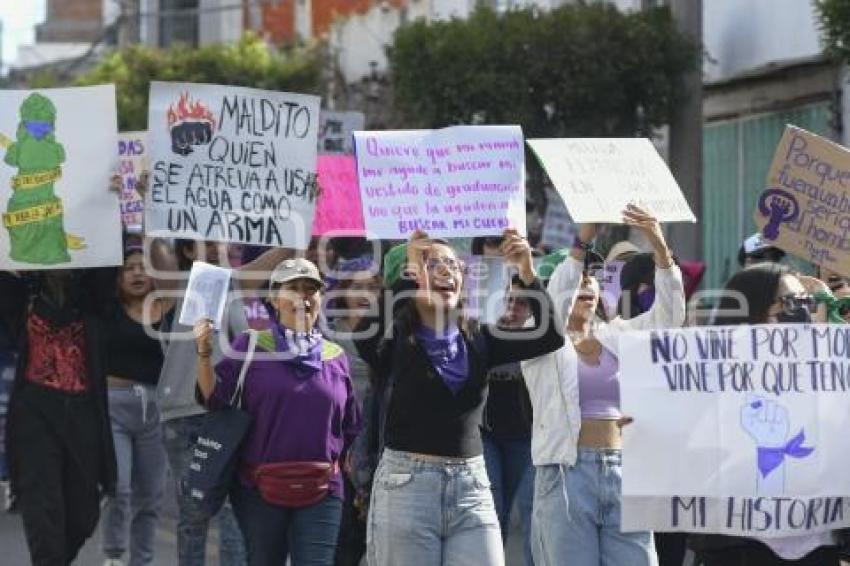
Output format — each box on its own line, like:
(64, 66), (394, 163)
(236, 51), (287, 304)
(614, 205), (685, 331)
(482, 230), (564, 367)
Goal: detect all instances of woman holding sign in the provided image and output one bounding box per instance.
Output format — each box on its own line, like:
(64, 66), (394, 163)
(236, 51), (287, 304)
(690, 263), (840, 566)
(521, 204), (686, 566)
(354, 230), (563, 566)
(195, 257), (361, 566)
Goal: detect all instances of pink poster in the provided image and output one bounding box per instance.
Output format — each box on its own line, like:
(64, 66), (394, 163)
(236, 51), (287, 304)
(312, 155), (365, 236)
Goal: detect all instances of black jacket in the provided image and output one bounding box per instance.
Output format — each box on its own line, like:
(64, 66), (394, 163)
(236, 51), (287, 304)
(1, 271), (117, 499)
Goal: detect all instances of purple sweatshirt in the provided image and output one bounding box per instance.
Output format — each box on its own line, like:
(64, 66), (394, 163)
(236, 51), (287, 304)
(211, 330), (361, 499)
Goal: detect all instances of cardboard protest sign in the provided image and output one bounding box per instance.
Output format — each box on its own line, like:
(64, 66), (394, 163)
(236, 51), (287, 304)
(354, 126), (526, 240)
(619, 325), (850, 537)
(0, 85), (122, 270)
(312, 155), (365, 236)
(527, 138), (696, 223)
(179, 261), (233, 329)
(146, 82), (321, 249)
(318, 110), (364, 155)
(118, 131), (147, 233)
(753, 126), (850, 277)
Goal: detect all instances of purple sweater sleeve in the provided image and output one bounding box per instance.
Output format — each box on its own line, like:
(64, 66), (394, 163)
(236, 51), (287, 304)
(339, 352), (363, 457)
(209, 332), (251, 409)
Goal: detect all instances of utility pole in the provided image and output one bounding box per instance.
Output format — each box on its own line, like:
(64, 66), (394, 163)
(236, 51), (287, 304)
(666, 0), (703, 261)
(117, 0), (140, 47)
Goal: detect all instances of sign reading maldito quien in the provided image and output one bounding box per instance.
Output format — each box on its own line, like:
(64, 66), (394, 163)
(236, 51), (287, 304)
(0, 85), (122, 270)
(527, 138), (696, 223)
(146, 82), (321, 248)
(353, 126), (527, 240)
(753, 125), (850, 277)
(618, 325), (850, 537)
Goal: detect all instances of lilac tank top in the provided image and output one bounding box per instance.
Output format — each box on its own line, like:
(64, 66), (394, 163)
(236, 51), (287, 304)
(577, 347), (621, 420)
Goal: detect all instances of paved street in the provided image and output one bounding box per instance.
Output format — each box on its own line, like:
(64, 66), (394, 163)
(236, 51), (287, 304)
(0, 484), (524, 565)
(0, 484), (223, 566)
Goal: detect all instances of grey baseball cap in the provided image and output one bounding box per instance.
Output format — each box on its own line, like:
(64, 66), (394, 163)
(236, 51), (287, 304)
(269, 258), (324, 289)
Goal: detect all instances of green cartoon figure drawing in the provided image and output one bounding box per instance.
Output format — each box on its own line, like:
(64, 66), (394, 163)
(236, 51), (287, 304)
(0, 93), (85, 264)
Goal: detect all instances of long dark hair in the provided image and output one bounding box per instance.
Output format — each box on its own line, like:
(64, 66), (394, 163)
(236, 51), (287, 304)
(710, 262), (788, 326)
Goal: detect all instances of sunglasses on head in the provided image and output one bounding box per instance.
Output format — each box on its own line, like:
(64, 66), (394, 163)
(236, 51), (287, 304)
(778, 293), (817, 315)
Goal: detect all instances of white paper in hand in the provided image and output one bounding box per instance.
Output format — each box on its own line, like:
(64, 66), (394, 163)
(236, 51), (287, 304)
(179, 261), (232, 330)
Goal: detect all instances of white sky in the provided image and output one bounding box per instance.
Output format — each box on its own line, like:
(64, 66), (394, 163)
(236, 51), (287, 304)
(0, 1), (47, 71)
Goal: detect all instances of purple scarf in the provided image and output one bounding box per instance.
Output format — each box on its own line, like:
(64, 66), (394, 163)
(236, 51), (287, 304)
(415, 324), (469, 394)
(757, 429), (814, 478)
(269, 321), (323, 379)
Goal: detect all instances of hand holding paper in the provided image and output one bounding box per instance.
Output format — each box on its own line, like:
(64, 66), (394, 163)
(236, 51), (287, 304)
(194, 319), (214, 356)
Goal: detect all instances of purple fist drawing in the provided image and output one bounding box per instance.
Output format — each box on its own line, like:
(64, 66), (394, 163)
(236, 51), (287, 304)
(758, 188), (799, 241)
(741, 395), (813, 496)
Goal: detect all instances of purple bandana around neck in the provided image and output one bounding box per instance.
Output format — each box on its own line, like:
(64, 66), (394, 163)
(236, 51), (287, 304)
(415, 324), (469, 394)
(24, 121), (53, 140)
(269, 321), (324, 378)
(757, 429), (814, 478)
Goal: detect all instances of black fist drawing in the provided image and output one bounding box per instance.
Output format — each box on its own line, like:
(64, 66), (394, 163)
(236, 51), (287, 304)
(171, 121), (213, 156)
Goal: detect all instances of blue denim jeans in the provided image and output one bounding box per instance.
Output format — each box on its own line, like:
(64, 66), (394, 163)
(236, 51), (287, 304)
(532, 448), (657, 566)
(231, 483), (342, 566)
(367, 449), (504, 566)
(481, 431), (534, 566)
(162, 414), (246, 566)
(102, 385), (167, 566)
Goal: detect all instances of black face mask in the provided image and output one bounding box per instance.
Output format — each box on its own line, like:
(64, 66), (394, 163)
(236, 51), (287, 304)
(776, 308), (812, 324)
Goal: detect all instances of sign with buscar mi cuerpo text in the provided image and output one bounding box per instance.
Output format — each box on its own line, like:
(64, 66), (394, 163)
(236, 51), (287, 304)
(753, 125), (850, 277)
(146, 82), (320, 249)
(353, 126), (526, 240)
(619, 324), (850, 537)
(527, 138), (696, 223)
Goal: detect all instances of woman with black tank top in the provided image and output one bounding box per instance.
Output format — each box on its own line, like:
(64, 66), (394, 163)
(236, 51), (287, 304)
(100, 244), (172, 566)
(354, 229), (563, 566)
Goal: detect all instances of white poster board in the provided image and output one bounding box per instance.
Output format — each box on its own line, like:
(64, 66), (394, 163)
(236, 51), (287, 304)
(354, 126), (526, 240)
(619, 324), (850, 537)
(318, 110), (364, 154)
(179, 261), (233, 329)
(146, 82), (321, 249)
(0, 85), (121, 269)
(527, 138), (696, 223)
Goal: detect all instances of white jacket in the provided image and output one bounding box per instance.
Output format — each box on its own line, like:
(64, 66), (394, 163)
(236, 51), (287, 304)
(521, 255), (686, 467)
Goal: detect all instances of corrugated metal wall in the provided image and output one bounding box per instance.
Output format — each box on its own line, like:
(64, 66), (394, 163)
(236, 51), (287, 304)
(701, 101), (833, 290)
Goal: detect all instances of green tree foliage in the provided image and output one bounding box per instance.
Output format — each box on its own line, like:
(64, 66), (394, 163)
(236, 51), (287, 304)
(389, 4), (698, 136)
(75, 34), (323, 131)
(815, 0), (850, 61)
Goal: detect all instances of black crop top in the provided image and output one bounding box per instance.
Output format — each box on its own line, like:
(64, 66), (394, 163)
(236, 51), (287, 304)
(102, 303), (164, 386)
